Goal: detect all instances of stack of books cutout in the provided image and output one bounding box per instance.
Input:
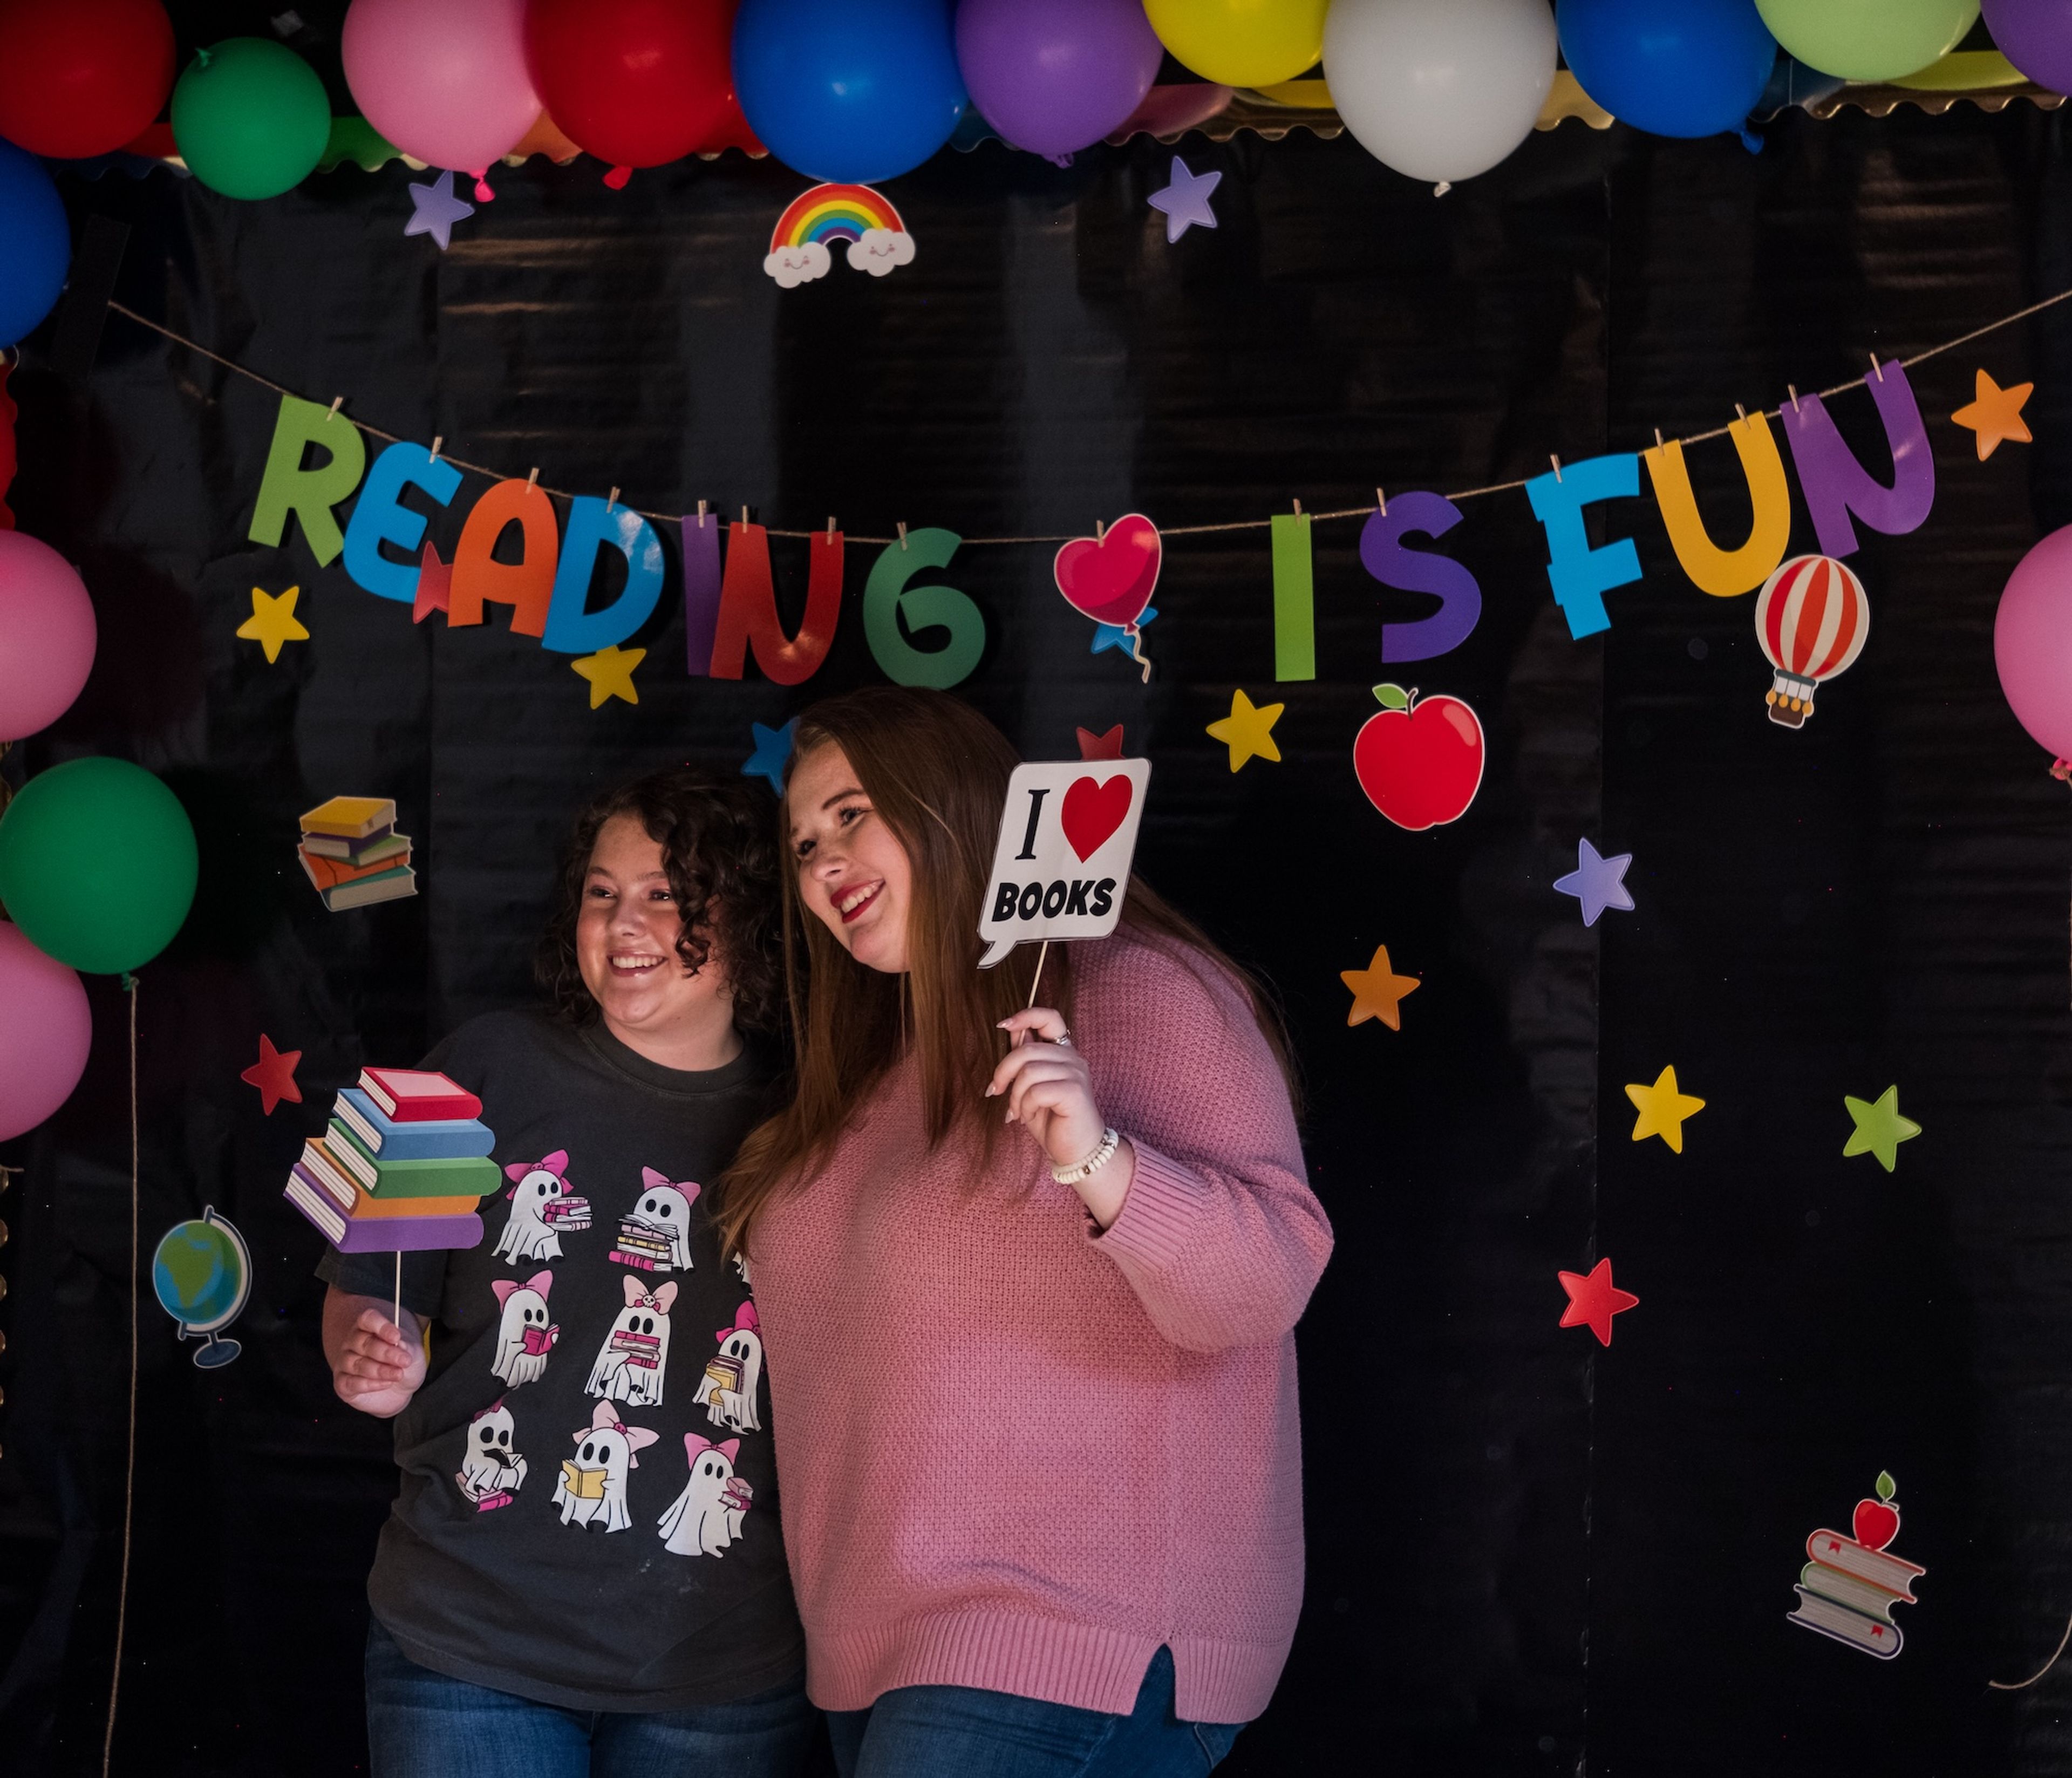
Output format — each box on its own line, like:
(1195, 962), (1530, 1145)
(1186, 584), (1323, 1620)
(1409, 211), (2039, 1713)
(299, 796), (417, 911)
(1786, 1480), (1925, 1660)
(284, 1067), (497, 1253)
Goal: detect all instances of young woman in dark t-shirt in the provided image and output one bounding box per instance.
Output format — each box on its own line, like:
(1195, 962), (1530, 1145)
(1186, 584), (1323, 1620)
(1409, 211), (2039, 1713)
(320, 770), (813, 1778)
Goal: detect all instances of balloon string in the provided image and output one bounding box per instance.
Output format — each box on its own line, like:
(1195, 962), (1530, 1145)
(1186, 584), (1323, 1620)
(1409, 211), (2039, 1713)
(1126, 623), (1152, 684)
(102, 975), (139, 1778)
(1991, 1609), (2072, 1691)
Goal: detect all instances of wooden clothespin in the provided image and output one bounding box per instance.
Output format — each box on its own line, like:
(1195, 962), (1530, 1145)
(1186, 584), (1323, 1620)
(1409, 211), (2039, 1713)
(1095, 518), (1106, 540)
(527, 466), (539, 487)
(1734, 404), (1747, 423)
(428, 435), (443, 463)
(826, 515), (837, 540)
(897, 522), (909, 551)
(1550, 454), (1564, 482)
(740, 506), (750, 527)
(606, 487), (619, 510)
(1292, 498), (1303, 516)
(1375, 487), (1387, 516)
(1870, 352), (1884, 382)
(1787, 384), (1801, 412)
(696, 499), (708, 528)
(327, 396), (344, 419)
(1654, 428), (1665, 449)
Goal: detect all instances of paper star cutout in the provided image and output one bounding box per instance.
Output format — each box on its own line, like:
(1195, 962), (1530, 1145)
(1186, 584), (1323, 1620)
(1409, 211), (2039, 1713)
(1952, 369), (2033, 461)
(571, 644), (644, 708)
(236, 585), (309, 663)
(1092, 606), (1157, 657)
(1843, 1085), (1921, 1173)
(1625, 1065), (1705, 1153)
(413, 538), (451, 624)
(1553, 837), (1635, 928)
(1148, 156), (1221, 243)
(1206, 689), (1283, 772)
(742, 718), (797, 795)
(1557, 1257), (1639, 1347)
(405, 170), (475, 251)
(1340, 945), (1420, 1031)
(1077, 724), (1124, 761)
(240, 1033), (302, 1115)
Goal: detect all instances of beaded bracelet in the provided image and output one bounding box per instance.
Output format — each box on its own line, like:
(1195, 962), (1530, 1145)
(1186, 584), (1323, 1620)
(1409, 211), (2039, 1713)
(1051, 1126), (1121, 1186)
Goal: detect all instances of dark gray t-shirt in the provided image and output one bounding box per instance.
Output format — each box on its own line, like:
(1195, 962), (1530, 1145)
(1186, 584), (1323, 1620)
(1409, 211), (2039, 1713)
(318, 1009), (802, 1712)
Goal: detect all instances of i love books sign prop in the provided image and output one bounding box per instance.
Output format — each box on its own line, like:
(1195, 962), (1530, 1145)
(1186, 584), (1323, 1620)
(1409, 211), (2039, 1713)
(978, 759), (1151, 968)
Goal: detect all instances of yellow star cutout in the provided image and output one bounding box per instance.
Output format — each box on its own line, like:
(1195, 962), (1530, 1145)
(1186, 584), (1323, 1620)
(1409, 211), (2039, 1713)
(572, 644), (645, 709)
(1952, 368), (2033, 461)
(1340, 945), (1420, 1031)
(1624, 1065), (1705, 1153)
(1205, 689), (1284, 772)
(236, 584), (309, 663)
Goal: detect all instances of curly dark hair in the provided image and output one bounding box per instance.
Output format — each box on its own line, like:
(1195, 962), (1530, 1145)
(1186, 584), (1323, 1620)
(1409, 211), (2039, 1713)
(535, 767), (784, 1036)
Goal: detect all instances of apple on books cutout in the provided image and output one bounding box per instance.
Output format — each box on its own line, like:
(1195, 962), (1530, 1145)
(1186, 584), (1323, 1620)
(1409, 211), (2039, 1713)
(1353, 684), (1485, 832)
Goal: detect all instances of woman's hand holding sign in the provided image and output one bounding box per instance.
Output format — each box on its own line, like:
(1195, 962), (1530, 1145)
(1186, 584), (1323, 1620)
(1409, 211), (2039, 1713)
(987, 1006), (1135, 1229)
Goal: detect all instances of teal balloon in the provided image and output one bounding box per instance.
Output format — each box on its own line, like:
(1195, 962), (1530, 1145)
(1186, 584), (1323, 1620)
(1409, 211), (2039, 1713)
(171, 37), (331, 200)
(0, 757), (198, 973)
(153, 1215), (249, 1333)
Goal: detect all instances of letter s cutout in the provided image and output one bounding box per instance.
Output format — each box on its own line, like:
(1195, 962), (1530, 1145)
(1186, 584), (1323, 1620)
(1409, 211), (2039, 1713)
(1364, 491), (1483, 666)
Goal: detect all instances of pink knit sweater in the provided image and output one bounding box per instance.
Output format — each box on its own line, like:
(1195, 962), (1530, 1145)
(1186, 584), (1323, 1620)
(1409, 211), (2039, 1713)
(749, 935), (1333, 1724)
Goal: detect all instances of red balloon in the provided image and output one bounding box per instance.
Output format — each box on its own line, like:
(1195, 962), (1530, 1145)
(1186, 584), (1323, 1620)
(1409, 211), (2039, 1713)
(0, 0), (176, 159)
(524, 0), (741, 177)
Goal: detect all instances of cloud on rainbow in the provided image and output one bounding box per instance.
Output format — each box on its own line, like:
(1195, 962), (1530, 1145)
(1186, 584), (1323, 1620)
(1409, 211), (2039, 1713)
(764, 183), (916, 287)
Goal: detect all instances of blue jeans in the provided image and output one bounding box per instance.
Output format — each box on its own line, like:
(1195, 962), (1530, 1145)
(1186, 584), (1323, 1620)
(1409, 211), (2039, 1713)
(364, 1619), (818, 1778)
(826, 1647), (1243, 1778)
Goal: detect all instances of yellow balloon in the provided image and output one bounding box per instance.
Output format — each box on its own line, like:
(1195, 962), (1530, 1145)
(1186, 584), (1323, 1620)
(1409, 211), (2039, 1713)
(1143, 0), (1328, 88)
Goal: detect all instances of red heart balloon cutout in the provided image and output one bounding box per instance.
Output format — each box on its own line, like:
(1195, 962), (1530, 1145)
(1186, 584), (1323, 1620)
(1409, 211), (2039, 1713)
(1061, 773), (1133, 862)
(1053, 514), (1161, 629)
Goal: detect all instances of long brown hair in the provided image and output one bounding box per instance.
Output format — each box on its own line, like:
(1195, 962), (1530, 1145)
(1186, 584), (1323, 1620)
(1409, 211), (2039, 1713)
(716, 687), (1292, 1255)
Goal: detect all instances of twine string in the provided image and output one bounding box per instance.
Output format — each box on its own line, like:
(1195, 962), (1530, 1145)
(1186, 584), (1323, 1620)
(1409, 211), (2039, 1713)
(101, 975), (139, 1778)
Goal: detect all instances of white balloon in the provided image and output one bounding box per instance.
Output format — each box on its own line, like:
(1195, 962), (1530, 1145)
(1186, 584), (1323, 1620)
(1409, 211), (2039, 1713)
(1325, 0), (1558, 186)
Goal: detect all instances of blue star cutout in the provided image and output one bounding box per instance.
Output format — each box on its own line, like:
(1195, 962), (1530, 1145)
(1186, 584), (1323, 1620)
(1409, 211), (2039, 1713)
(1092, 606), (1157, 657)
(1148, 156), (1221, 243)
(742, 718), (796, 796)
(1553, 838), (1635, 928)
(405, 170), (475, 252)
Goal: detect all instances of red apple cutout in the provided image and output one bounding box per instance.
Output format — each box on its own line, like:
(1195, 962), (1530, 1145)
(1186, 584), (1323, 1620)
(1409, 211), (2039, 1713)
(1353, 684), (1485, 832)
(1852, 1470), (1900, 1551)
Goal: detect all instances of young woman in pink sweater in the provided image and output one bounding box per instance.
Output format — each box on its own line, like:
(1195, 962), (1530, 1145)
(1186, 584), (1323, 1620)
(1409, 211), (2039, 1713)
(720, 687), (1333, 1777)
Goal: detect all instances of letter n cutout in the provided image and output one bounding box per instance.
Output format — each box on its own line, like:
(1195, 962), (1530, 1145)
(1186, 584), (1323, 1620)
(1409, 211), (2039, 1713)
(708, 522), (842, 685)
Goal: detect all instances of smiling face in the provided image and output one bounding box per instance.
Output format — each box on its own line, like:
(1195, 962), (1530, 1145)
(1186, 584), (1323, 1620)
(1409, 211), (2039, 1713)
(787, 743), (914, 975)
(576, 813), (732, 1048)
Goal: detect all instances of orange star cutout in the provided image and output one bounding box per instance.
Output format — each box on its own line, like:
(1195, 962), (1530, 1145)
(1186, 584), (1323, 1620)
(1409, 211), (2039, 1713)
(1952, 369), (2033, 461)
(240, 1033), (303, 1115)
(1558, 1257), (1639, 1347)
(1340, 945), (1420, 1031)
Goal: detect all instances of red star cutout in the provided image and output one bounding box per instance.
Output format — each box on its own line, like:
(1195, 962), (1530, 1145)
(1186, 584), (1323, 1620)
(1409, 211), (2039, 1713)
(240, 1033), (303, 1115)
(1076, 724), (1124, 761)
(413, 539), (451, 624)
(1557, 1257), (1638, 1346)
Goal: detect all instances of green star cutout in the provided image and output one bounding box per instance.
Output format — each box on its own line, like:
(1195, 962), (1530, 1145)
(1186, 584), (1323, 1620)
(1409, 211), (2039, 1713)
(1843, 1086), (1921, 1173)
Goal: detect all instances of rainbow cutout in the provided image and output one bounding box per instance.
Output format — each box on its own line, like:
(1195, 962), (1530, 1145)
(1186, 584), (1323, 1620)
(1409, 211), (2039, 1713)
(768, 183), (906, 254)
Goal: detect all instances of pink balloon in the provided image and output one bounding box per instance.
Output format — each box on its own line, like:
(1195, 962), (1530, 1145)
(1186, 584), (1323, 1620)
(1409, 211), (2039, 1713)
(0, 531), (96, 741)
(0, 922), (91, 1139)
(1994, 523), (2072, 758)
(342, 0), (539, 181)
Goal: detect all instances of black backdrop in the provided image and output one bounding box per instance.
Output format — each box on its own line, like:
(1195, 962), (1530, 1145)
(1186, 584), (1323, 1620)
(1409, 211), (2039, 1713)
(4, 55), (2072, 1778)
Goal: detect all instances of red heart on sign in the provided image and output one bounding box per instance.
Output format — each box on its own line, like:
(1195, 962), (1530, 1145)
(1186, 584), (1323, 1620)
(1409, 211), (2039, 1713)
(1061, 774), (1133, 862)
(1053, 514), (1161, 629)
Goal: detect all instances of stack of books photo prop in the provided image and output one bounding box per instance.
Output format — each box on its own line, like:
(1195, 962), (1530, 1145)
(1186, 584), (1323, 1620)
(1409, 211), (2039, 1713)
(284, 1067), (497, 1254)
(298, 796), (417, 911)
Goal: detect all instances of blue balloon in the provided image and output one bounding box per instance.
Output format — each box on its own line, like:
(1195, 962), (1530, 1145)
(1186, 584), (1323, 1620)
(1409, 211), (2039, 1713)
(1557, 0), (1780, 139)
(733, 0), (966, 186)
(0, 140), (70, 348)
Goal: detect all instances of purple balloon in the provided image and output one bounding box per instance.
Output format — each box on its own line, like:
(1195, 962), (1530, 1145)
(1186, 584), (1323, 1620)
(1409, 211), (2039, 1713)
(1994, 523), (2072, 759)
(0, 922), (91, 1140)
(956, 0), (1164, 158)
(1982, 0), (2072, 96)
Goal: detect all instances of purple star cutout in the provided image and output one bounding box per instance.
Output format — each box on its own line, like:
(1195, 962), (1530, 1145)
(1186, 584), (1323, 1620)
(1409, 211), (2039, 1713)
(1148, 156), (1221, 243)
(1553, 838), (1635, 928)
(405, 170), (475, 252)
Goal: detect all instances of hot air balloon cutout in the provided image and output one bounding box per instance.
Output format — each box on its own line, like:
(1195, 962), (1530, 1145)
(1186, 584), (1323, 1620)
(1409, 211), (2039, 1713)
(152, 1205), (253, 1368)
(1756, 555), (1870, 728)
(1054, 515), (1158, 682)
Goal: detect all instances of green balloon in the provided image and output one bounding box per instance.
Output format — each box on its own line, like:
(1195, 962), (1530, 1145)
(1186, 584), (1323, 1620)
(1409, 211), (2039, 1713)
(1753, 0), (1979, 82)
(0, 758), (198, 974)
(171, 37), (331, 201)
